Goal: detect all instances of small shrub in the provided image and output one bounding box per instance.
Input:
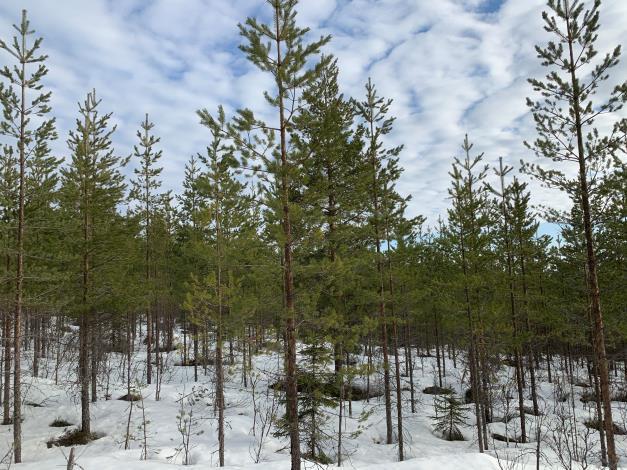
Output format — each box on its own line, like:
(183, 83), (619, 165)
(423, 385), (454, 395)
(47, 429), (104, 448)
(118, 392), (142, 402)
(492, 432), (525, 443)
(50, 418), (73, 427)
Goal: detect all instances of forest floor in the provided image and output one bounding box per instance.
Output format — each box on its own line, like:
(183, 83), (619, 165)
(1, 332), (626, 469)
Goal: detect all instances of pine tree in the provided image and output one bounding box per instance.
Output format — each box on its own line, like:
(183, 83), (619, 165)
(488, 158), (528, 442)
(295, 341), (336, 464)
(0, 146), (18, 426)
(444, 135), (493, 452)
(24, 107), (62, 379)
(508, 178), (541, 417)
(198, 3), (330, 467)
(292, 58), (366, 464)
(0, 10), (56, 461)
(431, 395), (468, 441)
(176, 155), (207, 378)
(59, 89), (127, 437)
(524, 2), (626, 466)
(354, 78), (403, 448)
(197, 106), (239, 466)
(129, 113), (163, 386)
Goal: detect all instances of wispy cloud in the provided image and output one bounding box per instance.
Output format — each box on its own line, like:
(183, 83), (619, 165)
(0, 0), (625, 225)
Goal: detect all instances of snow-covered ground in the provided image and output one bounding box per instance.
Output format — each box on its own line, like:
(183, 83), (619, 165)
(1, 332), (626, 469)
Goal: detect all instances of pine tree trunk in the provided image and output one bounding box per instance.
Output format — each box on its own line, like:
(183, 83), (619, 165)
(182, 312), (187, 365)
(273, 7), (300, 467)
(592, 351), (608, 466)
(215, 175), (225, 467)
(154, 306), (160, 401)
(369, 133), (392, 445)
(434, 312), (443, 389)
(33, 314), (40, 378)
(566, 18), (617, 469)
(193, 324), (198, 382)
(79, 314), (90, 434)
(91, 322), (97, 403)
(478, 341), (490, 449)
(146, 311), (152, 384)
(383, 210), (403, 460)
(12, 27), (28, 461)
(405, 322), (416, 413)
(392, 318), (404, 461)
(127, 313), (132, 398)
(80, 150), (91, 434)
(461, 236), (484, 452)
(2, 310), (11, 425)
(242, 329), (248, 388)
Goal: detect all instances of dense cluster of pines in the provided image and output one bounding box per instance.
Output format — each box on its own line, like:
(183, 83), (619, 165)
(0, 0), (625, 469)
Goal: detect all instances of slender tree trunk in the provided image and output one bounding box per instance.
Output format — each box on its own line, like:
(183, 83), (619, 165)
(79, 105), (92, 436)
(383, 208), (403, 460)
(273, 7), (300, 468)
(566, 17), (617, 469)
(214, 172), (225, 467)
(182, 311), (187, 365)
(461, 240), (484, 453)
(79, 314), (90, 434)
(33, 314), (40, 378)
(368, 122), (393, 445)
(337, 345), (344, 466)
(127, 313), (132, 398)
(405, 322), (416, 413)
(154, 305), (160, 401)
(193, 324), (198, 382)
(90, 324), (97, 403)
(2, 309), (11, 425)
(146, 315), (152, 385)
(392, 318), (404, 460)
(434, 312), (443, 389)
(12, 23), (28, 461)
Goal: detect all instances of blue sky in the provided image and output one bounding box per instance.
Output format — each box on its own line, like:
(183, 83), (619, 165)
(0, 0), (625, 235)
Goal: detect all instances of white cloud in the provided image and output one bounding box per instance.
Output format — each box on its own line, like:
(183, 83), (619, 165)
(0, 0), (624, 227)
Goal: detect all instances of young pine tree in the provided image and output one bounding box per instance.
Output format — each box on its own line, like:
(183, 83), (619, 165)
(292, 57), (366, 465)
(198, 3), (330, 467)
(354, 78), (403, 448)
(0, 10), (56, 461)
(197, 106), (241, 467)
(524, 2), (627, 467)
(0, 146), (18, 426)
(129, 114), (164, 386)
(60, 90), (128, 437)
(431, 395), (468, 441)
(444, 135), (493, 452)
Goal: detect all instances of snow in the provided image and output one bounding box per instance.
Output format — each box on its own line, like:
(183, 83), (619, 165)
(2, 332), (626, 469)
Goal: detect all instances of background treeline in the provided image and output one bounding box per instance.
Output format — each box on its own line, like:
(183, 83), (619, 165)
(0, 0), (625, 469)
